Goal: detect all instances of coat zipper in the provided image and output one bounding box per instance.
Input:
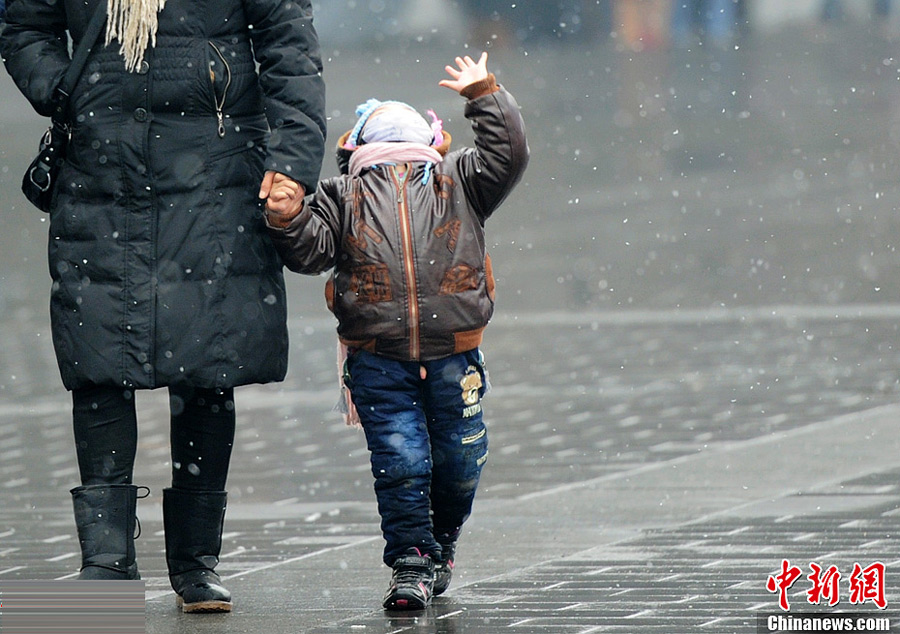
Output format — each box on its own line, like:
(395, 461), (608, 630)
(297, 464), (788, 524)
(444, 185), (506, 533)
(208, 42), (232, 138)
(392, 166), (420, 360)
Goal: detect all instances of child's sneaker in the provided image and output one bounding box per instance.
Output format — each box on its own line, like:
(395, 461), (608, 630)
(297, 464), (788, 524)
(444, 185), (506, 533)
(433, 541), (456, 596)
(382, 548), (435, 610)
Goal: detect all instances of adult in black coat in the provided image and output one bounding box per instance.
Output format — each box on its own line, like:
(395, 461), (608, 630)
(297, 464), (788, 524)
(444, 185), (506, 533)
(0, 0), (326, 613)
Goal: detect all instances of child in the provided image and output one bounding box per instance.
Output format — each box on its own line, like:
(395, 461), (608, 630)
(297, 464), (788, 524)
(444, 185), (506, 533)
(264, 52), (528, 610)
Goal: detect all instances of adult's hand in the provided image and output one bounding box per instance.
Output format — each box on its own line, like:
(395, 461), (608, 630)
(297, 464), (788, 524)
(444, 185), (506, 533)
(260, 171), (305, 228)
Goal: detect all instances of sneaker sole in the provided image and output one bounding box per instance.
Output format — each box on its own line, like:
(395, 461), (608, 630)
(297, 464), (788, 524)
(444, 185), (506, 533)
(383, 587), (431, 610)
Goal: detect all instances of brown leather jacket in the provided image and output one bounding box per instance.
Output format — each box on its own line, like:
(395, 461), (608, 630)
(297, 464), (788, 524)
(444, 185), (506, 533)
(268, 75), (529, 361)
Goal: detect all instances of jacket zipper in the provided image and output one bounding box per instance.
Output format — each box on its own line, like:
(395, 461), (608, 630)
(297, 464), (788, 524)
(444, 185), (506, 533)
(208, 42), (232, 138)
(392, 166), (420, 360)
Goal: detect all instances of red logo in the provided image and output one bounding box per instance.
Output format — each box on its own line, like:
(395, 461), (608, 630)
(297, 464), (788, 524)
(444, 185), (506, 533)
(849, 562), (887, 609)
(766, 559), (803, 611)
(807, 563), (841, 607)
(766, 560), (887, 611)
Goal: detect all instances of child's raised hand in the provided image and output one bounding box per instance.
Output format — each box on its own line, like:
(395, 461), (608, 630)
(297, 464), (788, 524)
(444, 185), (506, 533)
(439, 52), (489, 94)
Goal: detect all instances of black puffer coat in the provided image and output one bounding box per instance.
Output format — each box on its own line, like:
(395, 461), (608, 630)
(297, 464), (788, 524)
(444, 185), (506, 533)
(0, 0), (327, 390)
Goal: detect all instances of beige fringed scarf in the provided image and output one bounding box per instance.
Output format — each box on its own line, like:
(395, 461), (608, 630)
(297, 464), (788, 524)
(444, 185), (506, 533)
(105, 0), (167, 72)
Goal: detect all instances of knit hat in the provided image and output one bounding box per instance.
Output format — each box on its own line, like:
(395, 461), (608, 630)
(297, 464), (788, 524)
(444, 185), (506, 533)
(343, 99), (443, 149)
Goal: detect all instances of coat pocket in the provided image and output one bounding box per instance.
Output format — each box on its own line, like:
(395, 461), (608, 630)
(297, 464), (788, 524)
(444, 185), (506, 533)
(207, 117), (267, 163)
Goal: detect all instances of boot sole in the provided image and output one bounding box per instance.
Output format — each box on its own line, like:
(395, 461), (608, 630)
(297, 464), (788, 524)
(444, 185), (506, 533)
(176, 595), (233, 613)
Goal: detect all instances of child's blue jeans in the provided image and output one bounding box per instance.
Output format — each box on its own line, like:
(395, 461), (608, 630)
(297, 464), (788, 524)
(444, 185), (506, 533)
(345, 348), (489, 566)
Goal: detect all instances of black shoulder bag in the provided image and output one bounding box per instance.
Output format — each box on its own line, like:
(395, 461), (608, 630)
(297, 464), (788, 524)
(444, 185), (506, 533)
(22, 3), (108, 212)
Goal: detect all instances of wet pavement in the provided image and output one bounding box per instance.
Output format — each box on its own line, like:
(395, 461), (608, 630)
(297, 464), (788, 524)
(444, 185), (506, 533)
(3, 13), (900, 634)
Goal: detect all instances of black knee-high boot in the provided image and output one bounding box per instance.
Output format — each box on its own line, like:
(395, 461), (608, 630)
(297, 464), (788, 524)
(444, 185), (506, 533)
(70, 484), (142, 580)
(163, 487), (232, 613)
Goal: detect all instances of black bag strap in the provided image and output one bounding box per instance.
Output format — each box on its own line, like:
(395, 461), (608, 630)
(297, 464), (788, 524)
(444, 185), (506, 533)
(51, 0), (108, 122)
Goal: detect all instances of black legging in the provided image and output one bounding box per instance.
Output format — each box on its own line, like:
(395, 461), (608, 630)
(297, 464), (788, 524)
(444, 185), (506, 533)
(72, 384), (236, 491)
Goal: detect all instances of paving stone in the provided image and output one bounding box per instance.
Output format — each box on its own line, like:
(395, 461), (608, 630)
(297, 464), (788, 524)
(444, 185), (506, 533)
(3, 21), (900, 634)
